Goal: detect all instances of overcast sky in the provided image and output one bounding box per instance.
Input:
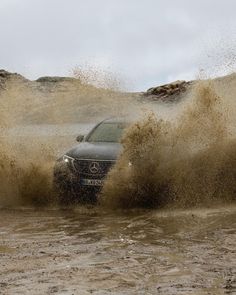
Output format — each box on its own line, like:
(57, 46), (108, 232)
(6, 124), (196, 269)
(1, 0), (236, 90)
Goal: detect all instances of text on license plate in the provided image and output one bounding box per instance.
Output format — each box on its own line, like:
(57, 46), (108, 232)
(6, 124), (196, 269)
(81, 179), (103, 186)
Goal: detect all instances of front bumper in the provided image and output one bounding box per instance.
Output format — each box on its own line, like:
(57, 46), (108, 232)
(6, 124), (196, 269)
(53, 161), (103, 203)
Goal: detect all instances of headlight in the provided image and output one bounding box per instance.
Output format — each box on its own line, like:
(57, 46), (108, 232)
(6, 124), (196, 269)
(63, 155), (75, 165)
(62, 155), (76, 172)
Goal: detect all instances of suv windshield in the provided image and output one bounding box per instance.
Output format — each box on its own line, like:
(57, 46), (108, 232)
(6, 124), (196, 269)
(87, 122), (127, 143)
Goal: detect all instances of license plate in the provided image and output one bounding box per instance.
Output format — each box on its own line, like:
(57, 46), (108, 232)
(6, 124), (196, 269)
(81, 179), (103, 186)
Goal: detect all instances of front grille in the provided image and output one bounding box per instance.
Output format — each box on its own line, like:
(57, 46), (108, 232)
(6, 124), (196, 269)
(73, 159), (115, 178)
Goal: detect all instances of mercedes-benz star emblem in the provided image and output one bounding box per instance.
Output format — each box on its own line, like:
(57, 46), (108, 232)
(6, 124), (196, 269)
(89, 162), (100, 174)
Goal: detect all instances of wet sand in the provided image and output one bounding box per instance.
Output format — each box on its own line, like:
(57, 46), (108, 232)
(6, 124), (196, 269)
(0, 205), (235, 294)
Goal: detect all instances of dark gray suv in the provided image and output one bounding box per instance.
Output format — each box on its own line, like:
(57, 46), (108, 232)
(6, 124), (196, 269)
(54, 118), (129, 203)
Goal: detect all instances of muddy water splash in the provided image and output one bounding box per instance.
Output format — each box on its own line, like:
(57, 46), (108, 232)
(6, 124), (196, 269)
(1, 71), (236, 208)
(0, 73), (139, 206)
(0, 137), (55, 206)
(101, 80), (236, 208)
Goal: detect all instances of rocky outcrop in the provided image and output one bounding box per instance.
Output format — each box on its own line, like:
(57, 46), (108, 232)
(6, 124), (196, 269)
(36, 76), (76, 83)
(0, 69), (194, 101)
(144, 80), (194, 102)
(0, 69), (27, 90)
(0, 70), (81, 94)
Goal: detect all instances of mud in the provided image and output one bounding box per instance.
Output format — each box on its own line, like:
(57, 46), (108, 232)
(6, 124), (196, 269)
(101, 80), (236, 208)
(0, 206), (235, 295)
(0, 72), (236, 294)
(0, 73), (142, 207)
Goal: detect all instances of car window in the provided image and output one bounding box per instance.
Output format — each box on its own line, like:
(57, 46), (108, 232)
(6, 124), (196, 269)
(87, 122), (127, 143)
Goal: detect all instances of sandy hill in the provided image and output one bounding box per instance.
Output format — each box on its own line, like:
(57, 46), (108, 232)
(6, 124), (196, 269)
(0, 69), (235, 125)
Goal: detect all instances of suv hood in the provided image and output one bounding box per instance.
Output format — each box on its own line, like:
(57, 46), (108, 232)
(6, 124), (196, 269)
(66, 142), (122, 161)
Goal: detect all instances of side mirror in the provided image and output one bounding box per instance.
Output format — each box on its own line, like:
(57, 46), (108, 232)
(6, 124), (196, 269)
(76, 134), (84, 142)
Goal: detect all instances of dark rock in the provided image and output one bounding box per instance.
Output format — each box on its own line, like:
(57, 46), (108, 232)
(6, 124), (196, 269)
(0, 69), (26, 81)
(36, 76), (76, 83)
(144, 80), (194, 102)
(0, 69), (27, 90)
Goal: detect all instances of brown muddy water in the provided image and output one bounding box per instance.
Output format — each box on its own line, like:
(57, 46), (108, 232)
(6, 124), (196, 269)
(0, 76), (236, 294)
(0, 206), (235, 295)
